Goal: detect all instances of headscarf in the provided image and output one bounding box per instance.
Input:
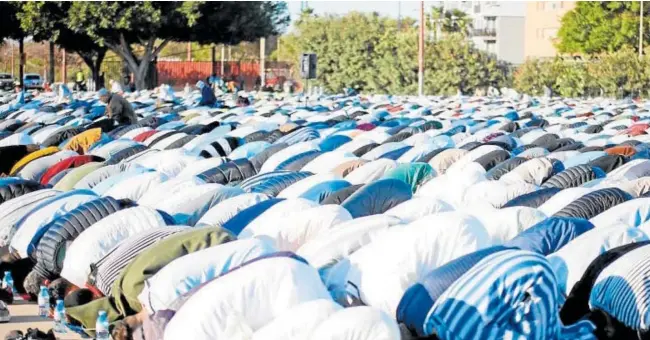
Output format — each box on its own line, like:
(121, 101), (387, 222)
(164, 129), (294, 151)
(58, 83), (74, 103)
(158, 84), (176, 102)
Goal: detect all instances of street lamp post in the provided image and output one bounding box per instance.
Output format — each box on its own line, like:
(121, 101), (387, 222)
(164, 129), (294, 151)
(10, 42), (14, 78)
(418, 1), (424, 97)
(641, 0), (645, 57)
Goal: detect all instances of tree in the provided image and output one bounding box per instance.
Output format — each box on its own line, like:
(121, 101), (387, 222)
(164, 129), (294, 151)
(0, 2), (23, 41)
(372, 20), (419, 94)
(280, 11), (506, 95)
(514, 58), (569, 96)
(18, 2), (108, 85)
(427, 7), (473, 39)
(425, 33), (508, 95)
(279, 11), (413, 93)
(66, 1), (289, 90)
(513, 49), (650, 99)
(557, 1), (650, 54)
(0, 2), (26, 82)
(588, 47), (646, 97)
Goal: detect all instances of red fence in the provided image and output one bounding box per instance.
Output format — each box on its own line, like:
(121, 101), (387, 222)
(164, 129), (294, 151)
(156, 60), (292, 90)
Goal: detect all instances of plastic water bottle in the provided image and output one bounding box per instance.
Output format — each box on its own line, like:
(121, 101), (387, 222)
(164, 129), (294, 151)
(38, 286), (49, 318)
(53, 299), (67, 333)
(96, 310), (110, 340)
(2, 271), (16, 296)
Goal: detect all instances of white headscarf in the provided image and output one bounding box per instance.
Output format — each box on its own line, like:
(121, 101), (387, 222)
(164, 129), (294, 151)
(58, 84), (73, 103)
(158, 84), (176, 102)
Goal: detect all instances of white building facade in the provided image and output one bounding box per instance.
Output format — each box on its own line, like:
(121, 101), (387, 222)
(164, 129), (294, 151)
(438, 1), (526, 64)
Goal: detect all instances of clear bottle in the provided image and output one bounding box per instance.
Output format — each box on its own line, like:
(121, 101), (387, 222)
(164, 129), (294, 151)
(37, 286), (49, 318)
(2, 271), (16, 296)
(96, 310), (110, 340)
(53, 299), (67, 333)
(2, 271), (11, 291)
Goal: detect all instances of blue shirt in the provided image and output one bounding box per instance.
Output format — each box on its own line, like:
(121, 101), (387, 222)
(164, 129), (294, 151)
(10, 90), (25, 110)
(198, 85), (216, 106)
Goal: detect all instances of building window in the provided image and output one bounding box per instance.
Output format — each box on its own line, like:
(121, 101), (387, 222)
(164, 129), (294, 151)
(542, 28), (559, 39)
(543, 1), (560, 11)
(486, 40), (496, 54)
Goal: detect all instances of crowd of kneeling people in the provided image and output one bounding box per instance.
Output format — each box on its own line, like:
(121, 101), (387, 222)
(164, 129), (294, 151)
(4, 85), (650, 340)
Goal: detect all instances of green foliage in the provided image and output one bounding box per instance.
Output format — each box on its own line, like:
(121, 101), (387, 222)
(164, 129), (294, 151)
(425, 33), (509, 95)
(281, 11), (508, 95)
(18, 2), (108, 81)
(427, 7), (473, 37)
(554, 61), (591, 98)
(588, 47), (646, 97)
(557, 1), (650, 54)
(514, 48), (650, 99)
(0, 2), (25, 41)
(513, 59), (562, 96)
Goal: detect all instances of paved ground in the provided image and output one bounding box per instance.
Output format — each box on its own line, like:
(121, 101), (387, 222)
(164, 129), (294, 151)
(1, 301), (82, 339)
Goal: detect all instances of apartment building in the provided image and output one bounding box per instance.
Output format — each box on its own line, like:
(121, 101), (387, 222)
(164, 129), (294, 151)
(438, 1), (526, 64)
(524, 1), (576, 59)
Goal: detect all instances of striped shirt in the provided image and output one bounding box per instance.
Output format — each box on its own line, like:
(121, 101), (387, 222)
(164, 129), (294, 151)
(198, 138), (237, 158)
(0, 189), (59, 247)
(424, 249), (596, 340)
(589, 244), (650, 331)
(89, 227), (189, 295)
(239, 170), (292, 192)
(274, 128), (319, 146)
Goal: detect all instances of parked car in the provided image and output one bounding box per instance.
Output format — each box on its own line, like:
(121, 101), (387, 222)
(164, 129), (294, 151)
(23, 73), (43, 90)
(0, 73), (14, 91)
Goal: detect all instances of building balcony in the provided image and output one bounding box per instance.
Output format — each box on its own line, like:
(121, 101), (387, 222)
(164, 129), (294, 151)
(471, 28), (497, 38)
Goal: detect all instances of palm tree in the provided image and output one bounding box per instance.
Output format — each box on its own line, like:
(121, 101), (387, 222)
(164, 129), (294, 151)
(447, 9), (472, 36)
(427, 7), (473, 39)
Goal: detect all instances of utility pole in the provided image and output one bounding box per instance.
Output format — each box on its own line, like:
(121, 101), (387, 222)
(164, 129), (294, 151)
(260, 37), (266, 88)
(397, 1), (402, 31)
(48, 41), (55, 85)
(418, 1), (425, 97)
(187, 42), (192, 61)
(220, 45), (225, 76)
(211, 45), (216, 76)
(18, 38), (24, 85)
(62, 48), (67, 83)
(10, 41), (14, 78)
(641, 0), (645, 57)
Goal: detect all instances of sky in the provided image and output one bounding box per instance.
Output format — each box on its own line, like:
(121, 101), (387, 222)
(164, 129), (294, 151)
(286, 1), (527, 29)
(287, 1), (435, 22)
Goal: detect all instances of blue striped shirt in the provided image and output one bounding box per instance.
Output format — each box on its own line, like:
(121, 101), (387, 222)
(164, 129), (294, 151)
(424, 249), (596, 340)
(589, 244), (650, 331)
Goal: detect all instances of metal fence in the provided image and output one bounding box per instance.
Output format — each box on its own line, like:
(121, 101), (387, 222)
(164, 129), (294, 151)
(156, 60), (292, 90)
(97, 59), (293, 91)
